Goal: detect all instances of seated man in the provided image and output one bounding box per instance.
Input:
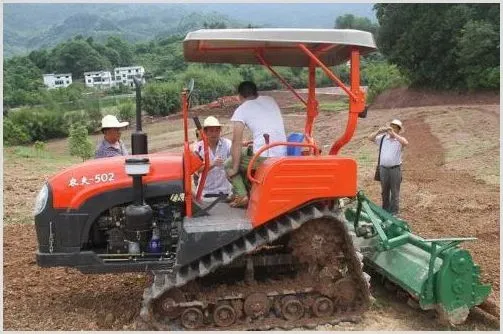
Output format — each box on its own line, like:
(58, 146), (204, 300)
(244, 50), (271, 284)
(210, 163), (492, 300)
(95, 115), (129, 159)
(193, 116), (232, 198)
(225, 81), (287, 208)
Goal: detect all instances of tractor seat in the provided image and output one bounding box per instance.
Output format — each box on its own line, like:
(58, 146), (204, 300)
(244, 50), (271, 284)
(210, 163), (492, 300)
(286, 132), (305, 156)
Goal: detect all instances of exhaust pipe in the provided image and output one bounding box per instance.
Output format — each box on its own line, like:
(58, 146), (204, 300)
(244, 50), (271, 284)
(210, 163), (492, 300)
(131, 76), (148, 155)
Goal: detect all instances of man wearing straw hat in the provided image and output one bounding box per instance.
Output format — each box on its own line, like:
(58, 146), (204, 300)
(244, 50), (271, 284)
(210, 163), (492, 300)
(193, 116), (232, 199)
(367, 119), (408, 215)
(95, 114), (129, 159)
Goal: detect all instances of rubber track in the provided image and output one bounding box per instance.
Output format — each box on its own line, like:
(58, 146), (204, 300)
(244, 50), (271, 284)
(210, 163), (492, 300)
(139, 202), (371, 327)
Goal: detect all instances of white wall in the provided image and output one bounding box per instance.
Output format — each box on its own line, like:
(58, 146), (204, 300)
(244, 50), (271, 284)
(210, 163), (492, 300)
(84, 71), (113, 89)
(113, 66), (145, 87)
(43, 74), (72, 89)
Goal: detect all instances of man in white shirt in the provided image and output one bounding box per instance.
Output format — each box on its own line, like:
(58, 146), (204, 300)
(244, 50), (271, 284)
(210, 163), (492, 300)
(193, 116), (232, 198)
(368, 119), (409, 215)
(225, 81), (287, 208)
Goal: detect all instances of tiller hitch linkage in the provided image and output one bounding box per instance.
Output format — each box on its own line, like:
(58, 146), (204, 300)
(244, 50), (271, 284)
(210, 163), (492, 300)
(344, 191), (493, 325)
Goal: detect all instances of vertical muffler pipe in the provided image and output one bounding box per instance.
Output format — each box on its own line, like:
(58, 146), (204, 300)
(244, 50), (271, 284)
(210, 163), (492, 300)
(124, 158), (153, 250)
(131, 76), (148, 155)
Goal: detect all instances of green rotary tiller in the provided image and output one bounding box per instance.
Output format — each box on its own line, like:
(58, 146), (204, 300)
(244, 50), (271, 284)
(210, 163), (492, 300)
(345, 191), (493, 325)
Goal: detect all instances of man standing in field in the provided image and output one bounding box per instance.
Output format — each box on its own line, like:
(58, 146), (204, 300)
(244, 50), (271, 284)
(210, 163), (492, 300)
(225, 81), (287, 208)
(95, 115), (129, 158)
(367, 119), (408, 215)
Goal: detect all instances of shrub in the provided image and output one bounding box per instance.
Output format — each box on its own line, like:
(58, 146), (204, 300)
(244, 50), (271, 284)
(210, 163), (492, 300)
(81, 100), (103, 133)
(3, 118), (32, 146)
(63, 110), (92, 133)
(106, 83), (132, 95)
(142, 81), (181, 116)
(361, 61), (409, 103)
(33, 140), (46, 157)
(9, 108), (66, 141)
(117, 101), (135, 123)
(13, 146), (38, 158)
(175, 65), (242, 104)
(68, 124), (94, 161)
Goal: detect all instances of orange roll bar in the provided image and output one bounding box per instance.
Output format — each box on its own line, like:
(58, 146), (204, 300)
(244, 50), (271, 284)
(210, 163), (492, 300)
(181, 90), (193, 217)
(329, 48), (365, 155)
(255, 51), (307, 106)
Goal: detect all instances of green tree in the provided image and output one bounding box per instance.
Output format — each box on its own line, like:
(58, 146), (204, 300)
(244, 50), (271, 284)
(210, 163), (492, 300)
(3, 56), (45, 107)
(456, 20), (500, 89)
(68, 124), (94, 161)
(47, 38), (111, 78)
(374, 3), (499, 89)
(335, 14), (379, 35)
(105, 36), (134, 67)
(361, 61), (409, 103)
(203, 21), (227, 29)
(175, 64), (242, 104)
(28, 49), (50, 72)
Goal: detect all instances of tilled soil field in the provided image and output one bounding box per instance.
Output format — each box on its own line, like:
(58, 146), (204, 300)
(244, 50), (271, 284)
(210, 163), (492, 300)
(3, 88), (500, 330)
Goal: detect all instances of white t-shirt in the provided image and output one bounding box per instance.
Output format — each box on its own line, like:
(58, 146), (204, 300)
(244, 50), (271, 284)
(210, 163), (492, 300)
(230, 95), (287, 157)
(193, 138), (232, 196)
(375, 134), (403, 167)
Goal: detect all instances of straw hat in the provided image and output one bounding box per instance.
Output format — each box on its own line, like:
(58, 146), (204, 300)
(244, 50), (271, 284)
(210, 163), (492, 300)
(203, 116), (222, 128)
(390, 119), (403, 132)
(101, 115), (129, 129)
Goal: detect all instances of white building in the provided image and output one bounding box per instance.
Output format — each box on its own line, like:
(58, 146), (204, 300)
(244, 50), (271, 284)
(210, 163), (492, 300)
(84, 71), (114, 89)
(113, 66), (145, 88)
(43, 73), (72, 89)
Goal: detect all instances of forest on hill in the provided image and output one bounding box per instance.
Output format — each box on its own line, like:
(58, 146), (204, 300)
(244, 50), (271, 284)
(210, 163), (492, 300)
(4, 3), (375, 57)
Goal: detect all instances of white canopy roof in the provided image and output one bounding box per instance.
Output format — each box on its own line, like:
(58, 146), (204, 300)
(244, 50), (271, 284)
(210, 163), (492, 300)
(183, 28), (377, 67)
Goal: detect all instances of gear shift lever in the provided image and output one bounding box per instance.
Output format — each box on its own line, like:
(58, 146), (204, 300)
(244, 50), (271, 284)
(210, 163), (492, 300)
(263, 133), (270, 157)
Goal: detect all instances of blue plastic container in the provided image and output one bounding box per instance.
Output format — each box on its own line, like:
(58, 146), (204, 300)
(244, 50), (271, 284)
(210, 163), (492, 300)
(286, 132), (305, 156)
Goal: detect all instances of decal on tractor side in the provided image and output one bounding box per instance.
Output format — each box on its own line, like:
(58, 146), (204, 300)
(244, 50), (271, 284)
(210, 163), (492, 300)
(68, 173), (115, 187)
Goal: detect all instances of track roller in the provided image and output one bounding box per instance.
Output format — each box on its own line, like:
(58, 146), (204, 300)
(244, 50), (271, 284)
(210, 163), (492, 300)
(243, 292), (270, 318)
(280, 295), (305, 321)
(181, 307), (204, 329)
(312, 296), (334, 317)
(213, 303), (237, 327)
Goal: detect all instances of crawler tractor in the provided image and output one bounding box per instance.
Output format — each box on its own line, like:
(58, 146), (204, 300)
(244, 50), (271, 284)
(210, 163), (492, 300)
(34, 29), (493, 329)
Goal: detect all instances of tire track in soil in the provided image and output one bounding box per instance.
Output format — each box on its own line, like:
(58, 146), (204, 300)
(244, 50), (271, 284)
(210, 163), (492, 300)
(399, 117), (500, 301)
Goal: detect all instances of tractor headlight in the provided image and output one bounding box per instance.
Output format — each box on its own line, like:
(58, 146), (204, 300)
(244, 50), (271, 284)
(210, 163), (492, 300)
(34, 184), (49, 216)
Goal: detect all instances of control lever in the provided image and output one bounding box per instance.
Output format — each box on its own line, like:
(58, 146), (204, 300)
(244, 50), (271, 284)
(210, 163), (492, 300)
(263, 133), (270, 158)
(193, 116), (202, 130)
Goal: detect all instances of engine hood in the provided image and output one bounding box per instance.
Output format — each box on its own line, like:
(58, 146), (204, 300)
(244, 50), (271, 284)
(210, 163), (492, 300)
(49, 153), (184, 209)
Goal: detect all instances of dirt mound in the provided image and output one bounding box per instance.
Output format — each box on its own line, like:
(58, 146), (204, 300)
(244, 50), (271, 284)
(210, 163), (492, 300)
(371, 87), (499, 109)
